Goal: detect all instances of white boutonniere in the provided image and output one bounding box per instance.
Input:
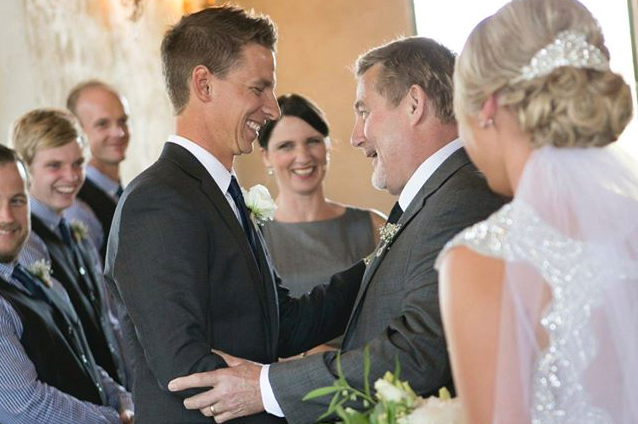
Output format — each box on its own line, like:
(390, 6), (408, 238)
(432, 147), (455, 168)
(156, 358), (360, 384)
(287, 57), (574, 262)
(379, 222), (402, 245)
(241, 184), (277, 226)
(377, 222), (402, 255)
(364, 223), (403, 266)
(69, 219), (89, 243)
(28, 259), (53, 288)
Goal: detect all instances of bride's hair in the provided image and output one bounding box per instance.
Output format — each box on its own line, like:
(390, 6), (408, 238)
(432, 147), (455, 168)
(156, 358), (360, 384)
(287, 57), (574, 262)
(454, 0), (633, 148)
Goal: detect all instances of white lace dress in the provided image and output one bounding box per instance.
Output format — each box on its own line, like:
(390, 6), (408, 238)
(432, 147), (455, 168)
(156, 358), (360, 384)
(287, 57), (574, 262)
(436, 196), (638, 424)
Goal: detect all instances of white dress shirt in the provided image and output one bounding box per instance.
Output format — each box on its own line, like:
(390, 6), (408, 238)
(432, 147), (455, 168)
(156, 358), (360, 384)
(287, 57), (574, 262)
(167, 134), (243, 223)
(260, 137), (463, 417)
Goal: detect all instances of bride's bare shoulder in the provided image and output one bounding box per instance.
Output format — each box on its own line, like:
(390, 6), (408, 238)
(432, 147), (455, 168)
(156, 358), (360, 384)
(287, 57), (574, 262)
(439, 245), (504, 307)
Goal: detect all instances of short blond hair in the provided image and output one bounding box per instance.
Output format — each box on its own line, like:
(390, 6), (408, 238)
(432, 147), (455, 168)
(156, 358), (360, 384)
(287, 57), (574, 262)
(12, 108), (85, 165)
(454, 0), (632, 148)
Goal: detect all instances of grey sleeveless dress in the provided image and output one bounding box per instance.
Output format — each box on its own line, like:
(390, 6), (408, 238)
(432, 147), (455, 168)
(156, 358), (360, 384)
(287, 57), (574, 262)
(261, 207), (376, 297)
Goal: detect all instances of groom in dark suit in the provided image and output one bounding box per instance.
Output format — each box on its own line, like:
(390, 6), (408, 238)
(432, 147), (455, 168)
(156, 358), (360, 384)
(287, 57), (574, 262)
(169, 37), (507, 424)
(105, 6), (363, 424)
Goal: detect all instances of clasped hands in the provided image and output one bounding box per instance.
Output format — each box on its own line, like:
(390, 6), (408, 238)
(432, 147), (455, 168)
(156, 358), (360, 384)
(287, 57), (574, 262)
(168, 349), (264, 423)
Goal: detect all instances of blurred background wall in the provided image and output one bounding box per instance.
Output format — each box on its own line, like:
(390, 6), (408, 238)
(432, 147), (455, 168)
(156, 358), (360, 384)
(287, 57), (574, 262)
(0, 0), (415, 215)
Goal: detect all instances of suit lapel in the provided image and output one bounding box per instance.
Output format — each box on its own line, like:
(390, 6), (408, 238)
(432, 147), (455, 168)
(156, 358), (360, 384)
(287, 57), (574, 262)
(253, 228), (279, 358)
(343, 149), (472, 343)
(161, 144), (270, 321)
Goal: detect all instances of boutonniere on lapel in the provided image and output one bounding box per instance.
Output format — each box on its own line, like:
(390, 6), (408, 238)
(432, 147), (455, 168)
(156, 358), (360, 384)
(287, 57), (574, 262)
(364, 223), (403, 266)
(69, 219), (89, 243)
(29, 259), (53, 288)
(241, 184), (277, 226)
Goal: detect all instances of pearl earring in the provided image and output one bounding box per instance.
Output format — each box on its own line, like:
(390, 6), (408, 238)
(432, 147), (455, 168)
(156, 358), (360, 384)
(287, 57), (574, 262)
(267, 167), (274, 176)
(479, 118), (494, 129)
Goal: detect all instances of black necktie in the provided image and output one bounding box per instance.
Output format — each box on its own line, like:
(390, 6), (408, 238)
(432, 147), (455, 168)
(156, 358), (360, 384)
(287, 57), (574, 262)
(227, 176), (259, 261)
(115, 185), (124, 198)
(58, 218), (74, 248)
(12, 263), (51, 304)
(58, 219), (96, 303)
(387, 202), (403, 224)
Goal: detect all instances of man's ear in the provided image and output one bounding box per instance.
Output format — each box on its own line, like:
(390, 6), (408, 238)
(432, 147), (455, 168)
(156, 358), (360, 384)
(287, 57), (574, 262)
(192, 65), (213, 102)
(406, 84), (427, 125)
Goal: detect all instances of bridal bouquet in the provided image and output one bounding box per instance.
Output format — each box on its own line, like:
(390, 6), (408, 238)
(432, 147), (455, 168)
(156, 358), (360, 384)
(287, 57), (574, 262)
(303, 347), (463, 424)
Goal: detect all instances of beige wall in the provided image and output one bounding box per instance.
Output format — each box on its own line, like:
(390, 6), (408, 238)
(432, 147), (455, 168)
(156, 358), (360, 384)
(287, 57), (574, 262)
(1, 0), (414, 215)
(235, 0), (416, 215)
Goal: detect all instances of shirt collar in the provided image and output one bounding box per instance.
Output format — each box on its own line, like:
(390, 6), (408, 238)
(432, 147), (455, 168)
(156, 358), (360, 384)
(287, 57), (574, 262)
(30, 196), (64, 231)
(86, 165), (121, 198)
(167, 134), (236, 194)
(398, 138), (463, 211)
(0, 261), (15, 284)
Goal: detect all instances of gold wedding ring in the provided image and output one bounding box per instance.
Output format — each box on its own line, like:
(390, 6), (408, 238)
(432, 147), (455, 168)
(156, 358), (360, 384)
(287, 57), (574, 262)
(210, 405), (216, 415)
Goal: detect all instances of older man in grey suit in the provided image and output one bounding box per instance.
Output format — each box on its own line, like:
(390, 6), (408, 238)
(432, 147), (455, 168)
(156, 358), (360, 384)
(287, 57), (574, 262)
(169, 36), (506, 424)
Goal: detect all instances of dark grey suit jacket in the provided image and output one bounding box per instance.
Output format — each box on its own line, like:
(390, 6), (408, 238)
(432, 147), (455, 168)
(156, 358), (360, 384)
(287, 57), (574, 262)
(105, 143), (361, 424)
(269, 148), (508, 424)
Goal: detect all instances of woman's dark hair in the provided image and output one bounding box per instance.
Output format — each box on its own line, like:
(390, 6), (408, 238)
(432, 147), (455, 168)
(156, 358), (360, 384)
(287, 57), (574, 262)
(258, 93), (329, 148)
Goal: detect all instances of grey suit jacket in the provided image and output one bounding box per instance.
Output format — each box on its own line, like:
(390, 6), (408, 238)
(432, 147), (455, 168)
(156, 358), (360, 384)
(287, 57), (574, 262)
(269, 148), (507, 424)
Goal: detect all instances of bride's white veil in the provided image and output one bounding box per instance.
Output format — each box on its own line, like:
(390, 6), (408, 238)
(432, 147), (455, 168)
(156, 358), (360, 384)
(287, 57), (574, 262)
(492, 144), (638, 424)
(451, 0), (638, 421)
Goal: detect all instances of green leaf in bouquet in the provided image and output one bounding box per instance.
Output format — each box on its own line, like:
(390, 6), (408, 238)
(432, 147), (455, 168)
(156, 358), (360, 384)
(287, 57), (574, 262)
(438, 386), (452, 399)
(303, 386), (342, 401)
(392, 354), (401, 381)
(336, 350), (345, 380)
(363, 345), (371, 398)
(386, 401), (397, 424)
(328, 390), (340, 413)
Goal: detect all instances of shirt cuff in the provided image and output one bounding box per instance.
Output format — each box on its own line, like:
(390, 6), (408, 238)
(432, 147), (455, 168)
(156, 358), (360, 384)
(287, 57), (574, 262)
(260, 364), (284, 417)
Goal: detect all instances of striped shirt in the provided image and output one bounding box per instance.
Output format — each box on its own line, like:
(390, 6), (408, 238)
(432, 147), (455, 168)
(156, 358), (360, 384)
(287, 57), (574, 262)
(0, 261), (132, 424)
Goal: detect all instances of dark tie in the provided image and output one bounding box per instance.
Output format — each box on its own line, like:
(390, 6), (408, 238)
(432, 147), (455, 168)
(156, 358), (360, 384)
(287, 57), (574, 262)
(58, 218), (74, 248)
(58, 218), (95, 301)
(227, 176), (259, 261)
(12, 263), (51, 304)
(115, 185), (124, 198)
(387, 202), (403, 224)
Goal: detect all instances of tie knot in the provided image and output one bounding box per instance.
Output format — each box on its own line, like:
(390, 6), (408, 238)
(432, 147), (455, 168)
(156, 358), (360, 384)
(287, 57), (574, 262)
(12, 263), (35, 288)
(228, 176), (245, 205)
(12, 263), (28, 281)
(58, 218), (73, 247)
(387, 202), (403, 225)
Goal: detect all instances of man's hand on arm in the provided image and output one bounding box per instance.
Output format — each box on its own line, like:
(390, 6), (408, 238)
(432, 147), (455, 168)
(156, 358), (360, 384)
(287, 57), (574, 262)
(119, 408), (134, 424)
(168, 350), (265, 423)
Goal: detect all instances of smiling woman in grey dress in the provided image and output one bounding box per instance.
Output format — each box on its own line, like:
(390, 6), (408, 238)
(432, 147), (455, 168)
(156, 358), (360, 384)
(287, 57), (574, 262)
(258, 94), (384, 301)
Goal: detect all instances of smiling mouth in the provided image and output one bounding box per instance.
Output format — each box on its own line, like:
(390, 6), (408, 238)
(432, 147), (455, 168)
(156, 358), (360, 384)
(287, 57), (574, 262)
(0, 225), (20, 236)
(54, 186), (78, 195)
(247, 120), (261, 135)
(292, 166), (315, 176)
(365, 150), (378, 159)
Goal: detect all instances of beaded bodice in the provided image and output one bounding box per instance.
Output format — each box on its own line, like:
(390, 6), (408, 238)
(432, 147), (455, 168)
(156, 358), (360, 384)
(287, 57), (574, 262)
(436, 200), (630, 424)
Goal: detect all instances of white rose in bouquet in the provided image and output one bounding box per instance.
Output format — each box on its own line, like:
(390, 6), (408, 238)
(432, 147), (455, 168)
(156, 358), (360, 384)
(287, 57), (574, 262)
(303, 347), (464, 424)
(375, 378), (409, 403)
(400, 388), (464, 424)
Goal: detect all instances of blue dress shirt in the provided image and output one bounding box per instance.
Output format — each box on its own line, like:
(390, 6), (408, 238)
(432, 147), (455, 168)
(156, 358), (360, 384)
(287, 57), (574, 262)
(0, 261), (132, 424)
